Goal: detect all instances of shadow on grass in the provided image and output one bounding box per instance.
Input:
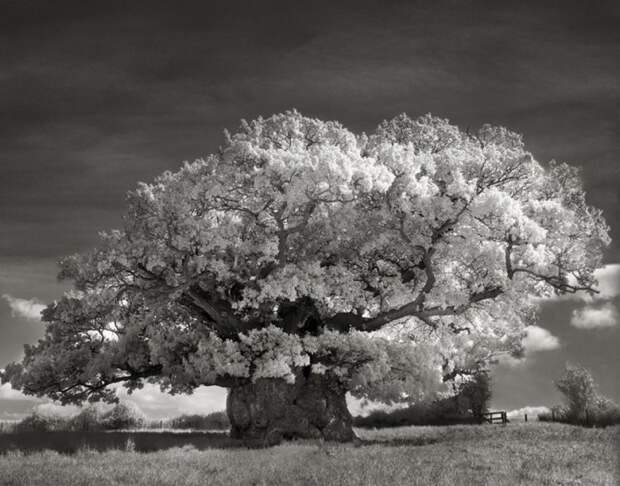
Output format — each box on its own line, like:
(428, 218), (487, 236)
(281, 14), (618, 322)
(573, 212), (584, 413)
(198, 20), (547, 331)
(357, 435), (443, 448)
(0, 431), (244, 454)
(0, 430), (445, 454)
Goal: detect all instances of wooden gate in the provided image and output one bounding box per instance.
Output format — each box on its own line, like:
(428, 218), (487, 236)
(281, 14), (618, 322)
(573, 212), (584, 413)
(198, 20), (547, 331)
(481, 411), (507, 425)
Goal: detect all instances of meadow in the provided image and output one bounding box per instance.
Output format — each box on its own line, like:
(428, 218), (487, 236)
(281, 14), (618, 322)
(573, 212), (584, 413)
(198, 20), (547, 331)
(0, 423), (618, 486)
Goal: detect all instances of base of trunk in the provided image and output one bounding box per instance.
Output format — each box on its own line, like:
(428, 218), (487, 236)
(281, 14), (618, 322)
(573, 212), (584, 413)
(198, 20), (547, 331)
(227, 371), (355, 445)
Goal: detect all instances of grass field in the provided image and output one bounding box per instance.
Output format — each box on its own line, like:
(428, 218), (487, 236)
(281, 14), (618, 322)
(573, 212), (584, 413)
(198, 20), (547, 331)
(0, 423), (618, 485)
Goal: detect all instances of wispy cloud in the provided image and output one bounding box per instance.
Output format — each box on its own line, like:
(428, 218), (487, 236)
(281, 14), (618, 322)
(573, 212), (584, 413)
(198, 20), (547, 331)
(507, 405), (551, 420)
(1, 294), (46, 321)
(571, 302), (618, 329)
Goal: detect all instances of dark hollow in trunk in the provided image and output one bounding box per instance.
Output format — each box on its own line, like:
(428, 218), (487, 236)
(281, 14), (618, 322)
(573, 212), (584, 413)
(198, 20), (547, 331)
(226, 371), (355, 445)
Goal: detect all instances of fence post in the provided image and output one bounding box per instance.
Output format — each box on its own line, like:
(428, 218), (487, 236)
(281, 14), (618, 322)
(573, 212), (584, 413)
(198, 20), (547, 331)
(552, 409), (555, 422)
(524, 413), (527, 422)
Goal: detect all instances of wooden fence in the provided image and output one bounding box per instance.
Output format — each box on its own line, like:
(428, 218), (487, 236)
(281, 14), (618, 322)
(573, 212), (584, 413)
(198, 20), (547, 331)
(481, 411), (508, 425)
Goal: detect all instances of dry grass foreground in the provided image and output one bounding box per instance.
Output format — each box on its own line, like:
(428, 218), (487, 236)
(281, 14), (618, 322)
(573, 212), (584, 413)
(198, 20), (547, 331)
(0, 423), (618, 486)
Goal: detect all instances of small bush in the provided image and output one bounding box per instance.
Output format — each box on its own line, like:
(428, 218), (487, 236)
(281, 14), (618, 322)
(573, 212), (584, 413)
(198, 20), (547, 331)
(538, 405), (567, 422)
(14, 413), (63, 433)
(15, 411), (77, 432)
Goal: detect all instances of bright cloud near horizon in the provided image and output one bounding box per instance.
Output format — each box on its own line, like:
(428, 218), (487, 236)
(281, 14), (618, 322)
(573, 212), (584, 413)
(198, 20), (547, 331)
(1, 295), (46, 321)
(506, 405), (551, 421)
(0, 383), (31, 401)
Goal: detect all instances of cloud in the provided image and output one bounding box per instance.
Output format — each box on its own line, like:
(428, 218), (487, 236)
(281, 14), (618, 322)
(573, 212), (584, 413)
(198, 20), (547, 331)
(115, 384), (228, 419)
(346, 395), (409, 417)
(33, 402), (81, 418)
(0, 412), (28, 422)
(507, 406), (551, 421)
(1, 294), (46, 320)
(538, 264), (620, 331)
(0, 382), (228, 420)
(0, 382), (30, 401)
(497, 325), (560, 368)
(570, 302), (618, 329)
(591, 264), (620, 300)
(522, 325), (561, 352)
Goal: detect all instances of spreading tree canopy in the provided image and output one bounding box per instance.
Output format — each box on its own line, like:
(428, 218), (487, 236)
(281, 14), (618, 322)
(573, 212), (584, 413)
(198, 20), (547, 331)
(3, 111), (609, 409)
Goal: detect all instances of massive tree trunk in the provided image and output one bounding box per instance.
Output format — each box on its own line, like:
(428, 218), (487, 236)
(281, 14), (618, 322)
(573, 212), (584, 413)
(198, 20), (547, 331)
(226, 370), (355, 445)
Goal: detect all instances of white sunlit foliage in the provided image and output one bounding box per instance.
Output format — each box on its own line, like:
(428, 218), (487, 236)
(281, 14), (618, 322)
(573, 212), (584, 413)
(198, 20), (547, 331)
(2, 111), (609, 405)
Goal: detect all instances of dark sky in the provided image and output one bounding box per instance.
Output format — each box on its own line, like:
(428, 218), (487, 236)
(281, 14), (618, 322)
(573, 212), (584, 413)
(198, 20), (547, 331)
(1, 0), (619, 418)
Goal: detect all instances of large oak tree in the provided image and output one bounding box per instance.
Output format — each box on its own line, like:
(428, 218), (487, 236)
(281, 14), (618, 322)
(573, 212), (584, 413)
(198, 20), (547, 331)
(2, 111), (609, 443)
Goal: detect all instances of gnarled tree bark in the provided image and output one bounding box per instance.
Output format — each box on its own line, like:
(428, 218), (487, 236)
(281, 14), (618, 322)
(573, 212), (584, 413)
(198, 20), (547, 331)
(226, 370), (355, 445)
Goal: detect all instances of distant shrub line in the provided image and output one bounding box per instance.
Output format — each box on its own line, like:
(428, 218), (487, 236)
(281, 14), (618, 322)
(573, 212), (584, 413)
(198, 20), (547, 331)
(6, 405), (230, 433)
(354, 371), (492, 428)
(352, 403), (481, 428)
(538, 403), (620, 428)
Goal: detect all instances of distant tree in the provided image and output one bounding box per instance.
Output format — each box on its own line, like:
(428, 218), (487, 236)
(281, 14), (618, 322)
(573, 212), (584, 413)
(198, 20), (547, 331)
(1, 111), (609, 443)
(14, 412), (60, 432)
(100, 403), (146, 430)
(458, 371), (492, 419)
(554, 363), (620, 426)
(555, 364), (599, 420)
(69, 405), (102, 432)
(589, 396), (620, 426)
